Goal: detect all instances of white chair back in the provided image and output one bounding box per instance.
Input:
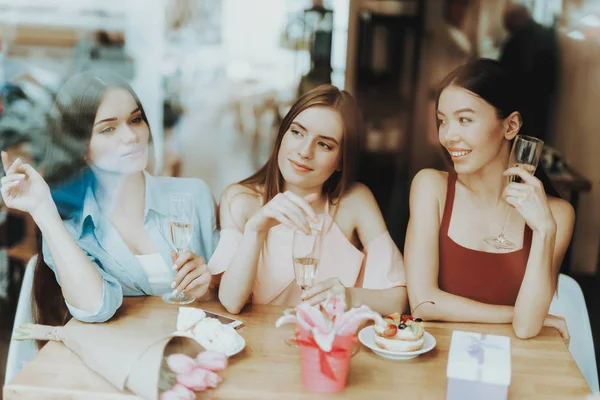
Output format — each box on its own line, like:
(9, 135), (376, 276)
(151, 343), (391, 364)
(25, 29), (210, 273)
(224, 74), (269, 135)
(549, 273), (599, 394)
(4, 256), (38, 385)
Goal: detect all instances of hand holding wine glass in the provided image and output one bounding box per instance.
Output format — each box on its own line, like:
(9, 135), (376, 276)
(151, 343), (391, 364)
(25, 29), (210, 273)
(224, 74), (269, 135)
(502, 166), (556, 235)
(244, 191), (318, 235)
(284, 221), (323, 347)
(301, 277), (352, 309)
(170, 250), (211, 300)
(484, 135), (545, 250)
(163, 193), (198, 305)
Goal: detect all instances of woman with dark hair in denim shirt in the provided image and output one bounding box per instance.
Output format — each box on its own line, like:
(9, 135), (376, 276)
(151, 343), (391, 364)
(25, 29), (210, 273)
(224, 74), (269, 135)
(0, 71), (219, 328)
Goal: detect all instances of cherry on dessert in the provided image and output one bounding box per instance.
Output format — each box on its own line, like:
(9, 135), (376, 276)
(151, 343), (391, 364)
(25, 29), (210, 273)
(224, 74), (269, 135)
(383, 324), (398, 337)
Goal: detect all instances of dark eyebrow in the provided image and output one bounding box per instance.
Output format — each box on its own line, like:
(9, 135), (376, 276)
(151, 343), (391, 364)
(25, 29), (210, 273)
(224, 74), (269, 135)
(453, 107), (475, 115)
(94, 108), (141, 127)
(292, 121), (340, 145)
(94, 117), (116, 126)
(291, 121), (307, 131)
(318, 135), (339, 146)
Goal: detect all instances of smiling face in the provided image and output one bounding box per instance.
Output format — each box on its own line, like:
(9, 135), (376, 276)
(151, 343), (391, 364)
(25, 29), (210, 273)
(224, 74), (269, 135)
(87, 87), (150, 175)
(436, 85), (519, 175)
(277, 106), (343, 192)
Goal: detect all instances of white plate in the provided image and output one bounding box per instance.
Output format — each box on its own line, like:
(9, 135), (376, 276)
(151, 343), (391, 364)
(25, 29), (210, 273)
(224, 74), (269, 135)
(358, 326), (436, 360)
(221, 335), (246, 358)
(172, 331), (246, 358)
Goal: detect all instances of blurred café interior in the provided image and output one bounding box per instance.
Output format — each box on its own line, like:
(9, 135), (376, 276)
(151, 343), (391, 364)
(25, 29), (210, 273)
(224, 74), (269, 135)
(0, 0), (599, 393)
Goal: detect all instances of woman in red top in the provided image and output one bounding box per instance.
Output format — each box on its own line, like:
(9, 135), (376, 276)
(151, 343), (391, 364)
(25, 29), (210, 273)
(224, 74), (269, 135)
(405, 59), (574, 343)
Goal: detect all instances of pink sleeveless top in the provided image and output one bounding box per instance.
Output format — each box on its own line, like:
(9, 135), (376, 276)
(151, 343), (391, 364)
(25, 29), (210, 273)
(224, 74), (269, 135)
(208, 202), (405, 306)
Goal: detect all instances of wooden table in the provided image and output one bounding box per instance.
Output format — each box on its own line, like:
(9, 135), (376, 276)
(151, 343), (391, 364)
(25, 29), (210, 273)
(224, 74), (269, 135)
(4, 297), (590, 399)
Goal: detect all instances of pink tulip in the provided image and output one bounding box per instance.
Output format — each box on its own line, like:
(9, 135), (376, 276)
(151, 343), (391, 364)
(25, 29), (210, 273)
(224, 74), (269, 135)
(161, 383), (195, 400)
(167, 354), (196, 374)
(275, 314), (300, 328)
(295, 303), (330, 333)
(312, 327), (336, 352)
(334, 306), (380, 336)
(196, 351), (228, 371)
(177, 367), (222, 391)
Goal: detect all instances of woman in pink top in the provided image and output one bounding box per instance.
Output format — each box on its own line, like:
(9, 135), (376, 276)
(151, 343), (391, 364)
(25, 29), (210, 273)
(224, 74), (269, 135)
(209, 85), (407, 315)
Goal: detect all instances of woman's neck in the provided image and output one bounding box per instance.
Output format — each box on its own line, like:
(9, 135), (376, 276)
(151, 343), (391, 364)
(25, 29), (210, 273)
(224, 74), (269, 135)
(93, 169), (146, 217)
(281, 182), (327, 213)
(457, 146), (510, 206)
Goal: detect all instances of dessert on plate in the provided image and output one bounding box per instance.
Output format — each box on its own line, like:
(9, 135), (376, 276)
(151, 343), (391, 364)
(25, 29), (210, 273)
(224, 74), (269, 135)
(373, 301), (433, 352)
(175, 307), (245, 356)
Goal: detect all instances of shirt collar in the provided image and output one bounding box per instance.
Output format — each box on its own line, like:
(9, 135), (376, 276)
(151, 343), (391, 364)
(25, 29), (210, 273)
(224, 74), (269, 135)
(143, 170), (168, 218)
(76, 171), (167, 238)
(77, 182), (102, 238)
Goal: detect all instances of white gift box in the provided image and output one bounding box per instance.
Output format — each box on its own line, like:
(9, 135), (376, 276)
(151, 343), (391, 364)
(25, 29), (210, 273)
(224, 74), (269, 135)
(447, 331), (511, 400)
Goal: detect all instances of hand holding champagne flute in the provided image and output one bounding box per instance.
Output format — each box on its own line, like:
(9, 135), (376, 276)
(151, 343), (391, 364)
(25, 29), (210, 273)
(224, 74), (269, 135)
(163, 192), (196, 304)
(284, 218), (323, 347)
(484, 135), (544, 250)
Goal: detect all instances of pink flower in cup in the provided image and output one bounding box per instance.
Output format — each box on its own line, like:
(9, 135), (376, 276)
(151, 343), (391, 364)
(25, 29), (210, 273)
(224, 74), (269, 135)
(322, 292), (346, 319)
(275, 292), (382, 351)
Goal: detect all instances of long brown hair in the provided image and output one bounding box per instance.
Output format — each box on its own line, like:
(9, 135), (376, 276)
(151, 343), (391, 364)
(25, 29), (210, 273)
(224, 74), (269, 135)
(31, 71), (150, 344)
(239, 84), (364, 205)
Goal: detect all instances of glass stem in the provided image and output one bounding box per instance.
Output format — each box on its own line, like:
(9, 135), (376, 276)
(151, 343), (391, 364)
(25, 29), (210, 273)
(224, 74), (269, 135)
(498, 208), (512, 239)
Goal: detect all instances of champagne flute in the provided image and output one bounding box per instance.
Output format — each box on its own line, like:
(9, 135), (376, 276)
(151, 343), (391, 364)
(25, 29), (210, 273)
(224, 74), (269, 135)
(284, 225), (323, 347)
(162, 192), (196, 305)
(484, 135), (544, 250)
(293, 227), (322, 291)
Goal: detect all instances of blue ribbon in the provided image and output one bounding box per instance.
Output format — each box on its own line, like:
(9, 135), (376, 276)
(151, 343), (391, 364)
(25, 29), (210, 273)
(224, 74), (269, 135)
(465, 334), (503, 382)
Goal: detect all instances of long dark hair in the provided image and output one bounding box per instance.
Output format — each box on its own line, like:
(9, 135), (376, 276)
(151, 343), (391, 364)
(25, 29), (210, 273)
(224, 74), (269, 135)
(435, 59), (560, 197)
(239, 84), (364, 205)
(32, 71), (150, 340)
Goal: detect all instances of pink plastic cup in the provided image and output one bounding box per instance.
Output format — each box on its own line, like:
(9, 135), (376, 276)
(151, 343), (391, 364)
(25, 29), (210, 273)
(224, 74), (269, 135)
(296, 327), (355, 393)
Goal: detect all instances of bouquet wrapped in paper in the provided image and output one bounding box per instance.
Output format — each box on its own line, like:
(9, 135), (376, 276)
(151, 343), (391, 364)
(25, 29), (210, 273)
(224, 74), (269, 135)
(14, 318), (228, 400)
(276, 293), (383, 393)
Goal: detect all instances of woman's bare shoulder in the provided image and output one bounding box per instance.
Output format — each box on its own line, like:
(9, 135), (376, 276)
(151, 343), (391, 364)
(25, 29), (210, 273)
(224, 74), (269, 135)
(547, 196), (575, 229)
(219, 184), (262, 229)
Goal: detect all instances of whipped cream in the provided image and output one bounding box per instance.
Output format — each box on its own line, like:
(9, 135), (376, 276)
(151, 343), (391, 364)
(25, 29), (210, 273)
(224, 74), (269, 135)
(193, 318), (244, 355)
(175, 307), (244, 356)
(176, 307), (206, 332)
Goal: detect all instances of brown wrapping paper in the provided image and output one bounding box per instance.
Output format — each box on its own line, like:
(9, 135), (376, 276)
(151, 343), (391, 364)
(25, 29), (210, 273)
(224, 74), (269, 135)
(16, 320), (203, 400)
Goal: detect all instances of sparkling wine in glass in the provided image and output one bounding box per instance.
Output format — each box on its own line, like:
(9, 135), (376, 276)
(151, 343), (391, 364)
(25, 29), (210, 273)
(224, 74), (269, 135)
(484, 135), (544, 250)
(170, 221), (193, 253)
(293, 227), (322, 290)
(285, 226), (323, 347)
(293, 257), (319, 291)
(163, 193), (196, 305)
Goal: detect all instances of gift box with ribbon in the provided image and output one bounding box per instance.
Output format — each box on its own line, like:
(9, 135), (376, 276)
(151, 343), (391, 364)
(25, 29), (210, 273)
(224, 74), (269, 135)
(446, 331), (511, 400)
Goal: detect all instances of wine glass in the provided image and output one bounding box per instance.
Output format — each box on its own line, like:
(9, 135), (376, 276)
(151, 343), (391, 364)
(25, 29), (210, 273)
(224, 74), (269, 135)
(284, 226), (323, 347)
(162, 192), (196, 305)
(293, 227), (322, 291)
(484, 135), (544, 250)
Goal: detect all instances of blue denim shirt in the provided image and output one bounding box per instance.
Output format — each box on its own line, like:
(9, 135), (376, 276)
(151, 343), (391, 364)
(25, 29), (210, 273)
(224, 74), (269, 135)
(42, 171), (219, 323)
